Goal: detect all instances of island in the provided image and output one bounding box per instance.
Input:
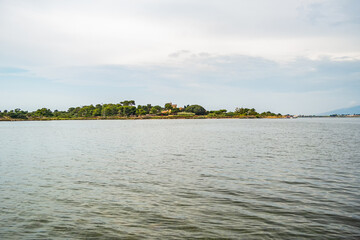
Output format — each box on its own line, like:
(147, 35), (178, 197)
(0, 100), (284, 121)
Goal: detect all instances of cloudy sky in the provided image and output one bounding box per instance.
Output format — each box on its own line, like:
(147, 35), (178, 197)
(0, 0), (359, 114)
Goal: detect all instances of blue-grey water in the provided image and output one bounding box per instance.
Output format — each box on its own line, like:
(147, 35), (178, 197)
(0, 118), (360, 239)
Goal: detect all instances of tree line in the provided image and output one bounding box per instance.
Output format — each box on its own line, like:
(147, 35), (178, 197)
(0, 100), (281, 120)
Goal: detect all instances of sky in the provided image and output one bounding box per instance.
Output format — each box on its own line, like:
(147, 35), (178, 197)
(0, 0), (359, 114)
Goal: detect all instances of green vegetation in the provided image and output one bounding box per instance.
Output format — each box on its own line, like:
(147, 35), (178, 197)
(177, 112), (195, 116)
(185, 105), (207, 115)
(0, 100), (283, 121)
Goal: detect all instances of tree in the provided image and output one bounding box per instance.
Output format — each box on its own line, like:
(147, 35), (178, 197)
(150, 105), (162, 114)
(121, 100), (135, 106)
(92, 108), (102, 116)
(164, 103), (173, 110)
(214, 109), (227, 115)
(78, 105), (95, 117)
(101, 105), (113, 117)
(235, 107), (258, 116)
(171, 108), (180, 114)
(235, 107), (246, 114)
(136, 109), (147, 116)
(34, 108), (53, 117)
(137, 104), (152, 115)
(185, 105), (206, 115)
(249, 108), (257, 115)
(8, 108), (28, 119)
(121, 106), (136, 117)
(53, 110), (60, 117)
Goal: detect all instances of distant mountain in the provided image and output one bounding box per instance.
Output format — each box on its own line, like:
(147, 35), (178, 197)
(321, 105), (360, 115)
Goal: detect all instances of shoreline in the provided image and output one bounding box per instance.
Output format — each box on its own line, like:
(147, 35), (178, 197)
(0, 115), (286, 122)
(1, 115), (358, 122)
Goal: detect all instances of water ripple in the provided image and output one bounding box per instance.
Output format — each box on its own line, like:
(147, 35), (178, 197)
(1, 118), (360, 239)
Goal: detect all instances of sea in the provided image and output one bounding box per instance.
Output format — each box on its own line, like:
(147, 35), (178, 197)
(0, 118), (359, 239)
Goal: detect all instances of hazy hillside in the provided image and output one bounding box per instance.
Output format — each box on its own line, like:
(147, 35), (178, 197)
(321, 105), (360, 115)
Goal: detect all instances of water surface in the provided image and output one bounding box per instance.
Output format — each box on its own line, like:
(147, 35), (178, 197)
(0, 118), (359, 239)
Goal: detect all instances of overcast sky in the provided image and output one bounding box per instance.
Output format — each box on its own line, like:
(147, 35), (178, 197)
(0, 0), (359, 114)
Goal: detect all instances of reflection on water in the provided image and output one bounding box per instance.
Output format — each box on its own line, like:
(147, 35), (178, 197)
(0, 118), (360, 239)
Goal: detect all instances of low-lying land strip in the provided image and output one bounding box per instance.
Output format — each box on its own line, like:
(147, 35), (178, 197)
(0, 100), (285, 121)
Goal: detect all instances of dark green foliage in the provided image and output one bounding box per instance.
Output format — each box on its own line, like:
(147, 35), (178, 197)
(185, 105), (206, 115)
(260, 111), (277, 117)
(136, 108), (147, 116)
(150, 105), (162, 114)
(0, 101), (281, 120)
(34, 108), (53, 117)
(7, 108), (28, 119)
(53, 110), (69, 118)
(171, 108), (180, 114)
(235, 107), (258, 116)
(213, 109), (227, 115)
(120, 100), (135, 106)
(226, 112), (235, 117)
(137, 104), (152, 115)
(78, 105), (95, 117)
(164, 103), (173, 110)
(92, 108), (102, 116)
(121, 106), (136, 116)
(233, 107), (278, 117)
(208, 109), (228, 117)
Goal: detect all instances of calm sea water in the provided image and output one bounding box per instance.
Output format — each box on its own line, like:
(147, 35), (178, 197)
(0, 118), (359, 239)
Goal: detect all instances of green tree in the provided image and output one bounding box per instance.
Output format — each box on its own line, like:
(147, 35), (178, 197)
(92, 108), (102, 116)
(79, 105), (95, 117)
(137, 104), (152, 115)
(235, 107), (258, 116)
(121, 100), (135, 106)
(53, 110), (60, 117)
(136, 109), (147, 116)
(101, 105), (112, 117)
(101, 104), (120, 117)
(185, 105), (206, 115)
(214, 109), (227, 115)
(34, 108), (53, 117)
(150, 105), (162, 114)
(121, 106), (136, 117)
(8, 108), (28, 119)
(171, 108), (180, 114)
(164, 103), (173, 110)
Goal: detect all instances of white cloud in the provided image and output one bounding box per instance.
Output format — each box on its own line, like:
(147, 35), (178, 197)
(1, 0), (359, 113)
(0, 0), (359, 67)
